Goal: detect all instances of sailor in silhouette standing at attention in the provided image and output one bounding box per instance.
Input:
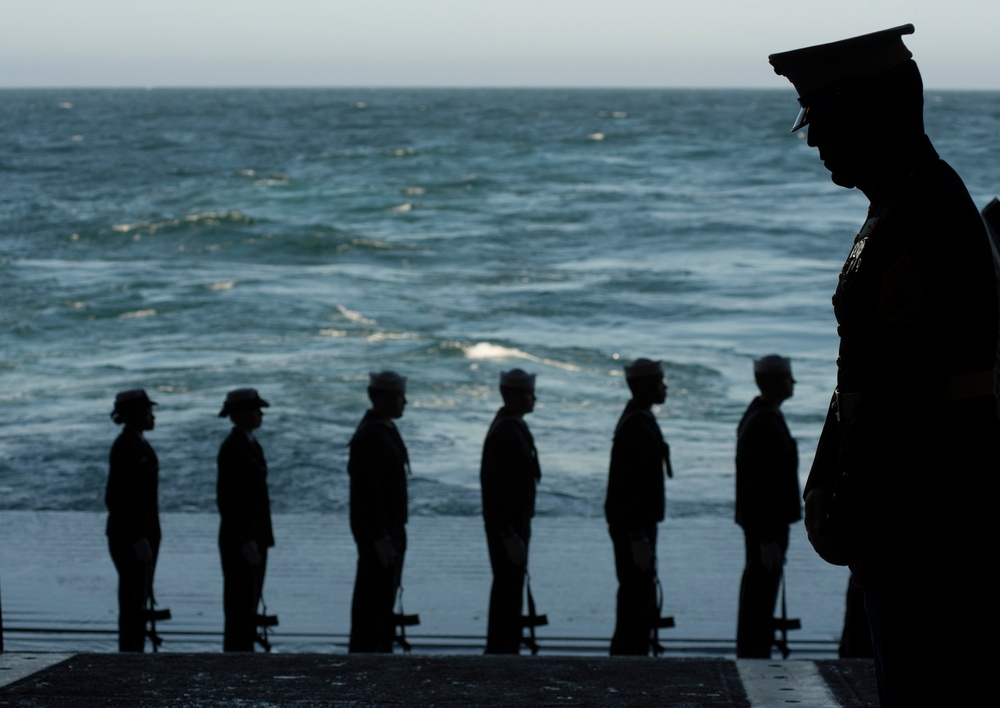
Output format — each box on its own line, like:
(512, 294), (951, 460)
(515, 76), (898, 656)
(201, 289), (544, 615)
(347, 371), (411, 653)
(605, 358), (673, 655)
(481, 369), (541, 654)
(217, 388), (274, 652)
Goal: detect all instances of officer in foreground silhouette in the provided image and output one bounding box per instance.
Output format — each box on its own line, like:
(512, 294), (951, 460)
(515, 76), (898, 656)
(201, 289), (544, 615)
(771, 24), (999, 706)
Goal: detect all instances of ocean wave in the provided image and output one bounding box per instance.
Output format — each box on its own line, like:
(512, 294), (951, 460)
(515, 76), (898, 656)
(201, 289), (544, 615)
(335, 304), (376, 325)
(111, 210), (256, 237)
(235, 168), (291, 187)
(366, 332), (419, 342)
(118, 309), (157, 319)
(347, 237), (394, 250)
(458, 342), (582, 372)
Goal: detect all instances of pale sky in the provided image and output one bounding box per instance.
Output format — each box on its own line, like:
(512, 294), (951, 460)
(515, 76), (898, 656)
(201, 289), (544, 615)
(2, 1), (998, 89)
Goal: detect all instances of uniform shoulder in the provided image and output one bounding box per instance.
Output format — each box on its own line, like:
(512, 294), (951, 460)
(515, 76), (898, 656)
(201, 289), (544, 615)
(111, 428), (145, 456)
(616, 405), (656, 431)
(349, 415), (395, 448)
(739, 400), (782, 428)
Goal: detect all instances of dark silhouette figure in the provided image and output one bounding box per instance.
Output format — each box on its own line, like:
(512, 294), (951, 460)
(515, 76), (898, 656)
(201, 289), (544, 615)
(348, 371), (410, 653)
(735, 355), (801, 658)
(605, 358), (673, 655)
(771, 24), (999, 706)
(838, 579), (873, 659)
(217, 388), (275, 652)
(481, 369), (541, 654)
(106, 389), (161, 652)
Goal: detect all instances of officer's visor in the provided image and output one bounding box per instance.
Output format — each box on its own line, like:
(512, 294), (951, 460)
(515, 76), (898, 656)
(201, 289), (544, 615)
(790, 105), (809, 132)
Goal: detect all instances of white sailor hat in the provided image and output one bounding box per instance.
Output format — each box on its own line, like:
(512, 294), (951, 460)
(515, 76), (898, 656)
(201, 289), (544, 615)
(219, 388), (270, 417)
(499, 369), (536, 390)
(624, 358), (664, 380)
(368, 370), (407, 393)
(753, 354), (793, 377)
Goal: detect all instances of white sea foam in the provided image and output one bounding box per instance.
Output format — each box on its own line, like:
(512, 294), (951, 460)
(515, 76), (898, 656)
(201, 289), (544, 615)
(112, 211), (253, 235)
(335, 305), (376, 325)
(462, 342), (582, 372)
(118, 309), (157, 319)
(366, 332), (419, 342)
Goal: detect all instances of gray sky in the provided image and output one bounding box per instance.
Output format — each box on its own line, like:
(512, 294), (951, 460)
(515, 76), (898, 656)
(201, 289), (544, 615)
(3, 1), (998, 89)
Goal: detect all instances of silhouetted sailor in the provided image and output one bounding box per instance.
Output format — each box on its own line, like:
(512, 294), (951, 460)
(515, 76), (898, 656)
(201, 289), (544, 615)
(217, 388), (274, 652)
(348, 371), (410, 653)
(105, 389), (161, 652)
(735, 355), (800, 658)
(771, 25), (999, 706)
(481, 368), (541, 654)
(605, 358), (673, 655)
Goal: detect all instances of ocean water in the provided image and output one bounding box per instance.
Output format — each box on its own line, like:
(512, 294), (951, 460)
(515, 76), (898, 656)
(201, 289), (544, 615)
(2, 88), (999, 651)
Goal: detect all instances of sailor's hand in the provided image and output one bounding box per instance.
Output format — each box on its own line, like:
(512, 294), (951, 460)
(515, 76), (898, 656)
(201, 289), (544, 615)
(759, 541), (783, 571)
(241, 540), (262, 566)
(804, 487), (852, 566)
(132, 537), (153, 563)
(503, 534), (527, 566)
(374, 535), (395, 569)
(630, 536), (654, 572)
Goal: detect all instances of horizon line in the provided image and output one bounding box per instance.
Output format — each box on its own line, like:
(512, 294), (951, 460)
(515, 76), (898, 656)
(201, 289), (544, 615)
(2, 84), (998, 92)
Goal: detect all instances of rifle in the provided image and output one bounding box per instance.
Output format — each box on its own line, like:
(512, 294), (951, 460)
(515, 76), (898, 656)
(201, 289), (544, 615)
(520, 570), (548, 655)
(254, 564), (278, 652)
(770, 571), (801, 659)
(650, 569), (675, 657)
(144, 562), (171, 652)
(392, 582), (420, 653)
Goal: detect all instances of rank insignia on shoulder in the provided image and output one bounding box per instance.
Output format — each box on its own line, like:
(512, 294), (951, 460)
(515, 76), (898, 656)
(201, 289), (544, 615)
(843, 217), (880, 276)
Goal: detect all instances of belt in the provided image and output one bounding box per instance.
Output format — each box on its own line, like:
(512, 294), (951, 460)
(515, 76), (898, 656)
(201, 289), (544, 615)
(834, 368), (996, 422)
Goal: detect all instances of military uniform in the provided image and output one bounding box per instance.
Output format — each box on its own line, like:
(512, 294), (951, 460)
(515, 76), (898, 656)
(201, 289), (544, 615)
(605, 399), (670, 655)
(106, 424), (161, 652)
(217, 426), (274, 651)
(481, 406), (540, 654)
(805, 136), (998, 574)
(771, 25), (1000, 706)
(347, 409), (410, 653)
(735, 395), (800, 657)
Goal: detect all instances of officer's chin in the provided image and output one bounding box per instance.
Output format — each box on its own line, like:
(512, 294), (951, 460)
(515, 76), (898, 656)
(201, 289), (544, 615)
(828, 169), (858, 189)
